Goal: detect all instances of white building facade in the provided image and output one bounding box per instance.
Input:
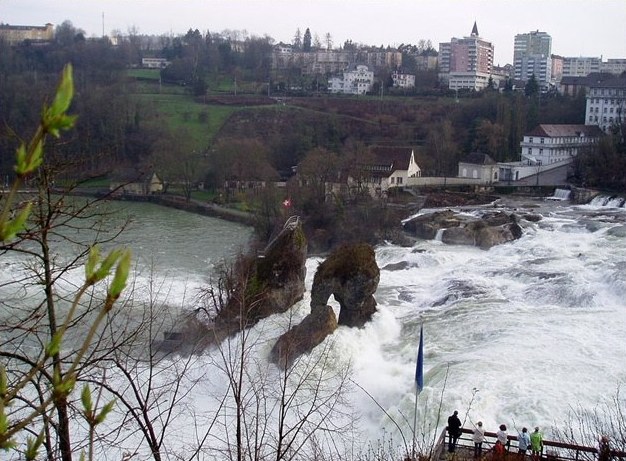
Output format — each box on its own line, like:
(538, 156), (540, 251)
(520, 124), (603, 165)
(392, 71), (416, 89)
(585, 76), (626, 132)
(328, 65), (374, 95)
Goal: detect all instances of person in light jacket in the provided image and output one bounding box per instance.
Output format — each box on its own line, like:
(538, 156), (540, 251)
(473, 421), (486, 458)
(518, 427), (531, 457)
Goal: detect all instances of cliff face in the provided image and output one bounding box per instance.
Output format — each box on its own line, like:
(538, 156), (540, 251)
(213, 218), (307, 337)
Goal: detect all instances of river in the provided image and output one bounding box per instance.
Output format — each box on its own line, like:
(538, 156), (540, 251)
(2, 197), (625, 459)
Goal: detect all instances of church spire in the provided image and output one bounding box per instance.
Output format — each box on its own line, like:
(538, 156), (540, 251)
(471, 21), (479, 36)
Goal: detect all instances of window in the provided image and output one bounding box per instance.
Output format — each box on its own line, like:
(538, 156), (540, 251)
(589, 116), (593, 121)
(529, 137), (533, 143)
(396, 177), (403, 185)
(390, 177), (395, 184)
(540, 138), (544, 144)
(528, 148), (533, 155)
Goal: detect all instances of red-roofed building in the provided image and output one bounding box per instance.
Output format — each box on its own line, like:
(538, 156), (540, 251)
(520, 124), (603, 165)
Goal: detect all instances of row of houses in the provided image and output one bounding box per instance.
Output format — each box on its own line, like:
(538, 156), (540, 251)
(117, 123), (600, 199)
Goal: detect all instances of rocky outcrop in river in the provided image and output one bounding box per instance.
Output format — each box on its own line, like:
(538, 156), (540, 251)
(270, 243), (380, 368)
(403, 210), (524, 249)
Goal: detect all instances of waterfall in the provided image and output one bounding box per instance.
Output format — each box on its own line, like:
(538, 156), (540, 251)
(589, 195), (626, 208)
(547, 188), (571, 201)
(434, 228), (445, 241)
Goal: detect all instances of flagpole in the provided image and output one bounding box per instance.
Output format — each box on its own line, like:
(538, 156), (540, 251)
(412, 384), (419, 460)
(412, 323), (424, 461)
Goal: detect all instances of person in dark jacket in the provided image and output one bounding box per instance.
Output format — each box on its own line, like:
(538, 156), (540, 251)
(447, 410), (462, 453)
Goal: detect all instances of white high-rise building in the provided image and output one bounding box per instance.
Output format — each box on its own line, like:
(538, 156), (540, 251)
(513, 31), (552, 90)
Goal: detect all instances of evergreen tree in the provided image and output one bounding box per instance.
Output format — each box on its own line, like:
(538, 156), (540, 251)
(293, 28), (302, 50)
(303, 28), (312, 52)
(525, 73), (540, 97)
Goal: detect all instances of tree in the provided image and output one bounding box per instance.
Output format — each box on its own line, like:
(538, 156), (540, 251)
(55, 20), (86, 47)
(525, 73), (540, 98)
(149, 127), (206, 200)
(302, 28), (312, 52)
(292, 28), (302, 50)
(1, 65), (131, 461)
(425, 120), (458, 176)
(325, 32), (333, 51)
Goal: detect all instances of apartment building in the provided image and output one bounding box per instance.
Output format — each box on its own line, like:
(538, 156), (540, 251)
(513, 31), (552, 90)
(271, 45), (400, 76)
(520, 124), (603, 165)
(0, 23), (54, 45)
(584, 74), (626, 132)
(562, 57), (602, 77)
(328, 65), (374, 95)
(391, 71), (415, 89)
(600, 59), (626, 75)
(438, 22), (494, 91)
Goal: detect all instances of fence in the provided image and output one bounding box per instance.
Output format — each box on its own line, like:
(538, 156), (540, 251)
(434, 428), (626, 461)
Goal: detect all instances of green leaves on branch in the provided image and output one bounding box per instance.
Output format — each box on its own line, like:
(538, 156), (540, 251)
(13, 64), (76, 179)
(80, 385), (115, 426)
(0, 202), (32, 242)
(43, 64), (77, 138)
(0, 401), (16, 451)
(85, 245), (132, 309)
(24, 432), (45, 461)
(14, 141), (43, 176)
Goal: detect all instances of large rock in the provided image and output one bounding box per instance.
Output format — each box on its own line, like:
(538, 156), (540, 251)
(310, 243), (380, 327)
(270, 305), (337, 368)
(404, 210), (523, 249)
(402, 210), (460, 240)
(269, 243), (380, 369)
(213, 218), (307, 337)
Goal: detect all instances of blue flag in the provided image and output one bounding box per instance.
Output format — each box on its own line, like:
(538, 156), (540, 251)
(415, 324), (424, 392)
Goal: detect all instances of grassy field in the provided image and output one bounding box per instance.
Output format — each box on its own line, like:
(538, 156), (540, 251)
(133, 91), (239, 150)
(127, 68), (161, 80)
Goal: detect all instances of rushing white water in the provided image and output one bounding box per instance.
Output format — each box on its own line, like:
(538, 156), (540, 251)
(3, 198), (626, 459)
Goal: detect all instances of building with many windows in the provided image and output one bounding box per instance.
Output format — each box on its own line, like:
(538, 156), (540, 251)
(391, 71), (415, 89)
(600, 59), (626, 75)
(584, 74), (626, 132)
(520, 124), (603, 166)
(0, 23), (54, 45)
(513, 31), (552, 91)
(328, 65), (374, 95)
(438, 22), (494, 91)
(562, 57), (602, 77)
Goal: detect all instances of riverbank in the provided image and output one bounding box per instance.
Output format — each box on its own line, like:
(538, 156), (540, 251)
(76, 189), (257, 227)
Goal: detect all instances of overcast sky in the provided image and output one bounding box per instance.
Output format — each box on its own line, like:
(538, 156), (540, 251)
(1, 0), (625, 65)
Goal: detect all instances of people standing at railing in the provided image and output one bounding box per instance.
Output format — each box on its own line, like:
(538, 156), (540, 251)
(530, 427), (544, 461)
(473, 421), (486, 458)
(518, 427), (531, 457)
(447, 410), (463, 453)
(497, 424), (510, 450)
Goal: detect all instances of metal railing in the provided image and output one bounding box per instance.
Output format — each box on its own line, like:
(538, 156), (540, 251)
(436, 428), (626, 461)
